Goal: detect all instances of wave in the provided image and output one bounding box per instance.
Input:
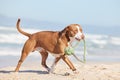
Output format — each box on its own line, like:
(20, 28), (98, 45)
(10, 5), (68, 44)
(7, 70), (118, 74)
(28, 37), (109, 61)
(0, 26), (42, 44)
(0, 26), (120, 57)
(0, 26), (120, 45)
(86, 34), (120, 46)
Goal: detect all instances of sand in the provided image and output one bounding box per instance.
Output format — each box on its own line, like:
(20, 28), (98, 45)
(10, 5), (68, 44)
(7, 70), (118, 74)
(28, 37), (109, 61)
(0, 62), (120, 80)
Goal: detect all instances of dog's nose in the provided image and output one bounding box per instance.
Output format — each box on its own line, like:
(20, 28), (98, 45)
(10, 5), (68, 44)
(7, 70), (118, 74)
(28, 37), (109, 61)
(75, 33), (84, 41)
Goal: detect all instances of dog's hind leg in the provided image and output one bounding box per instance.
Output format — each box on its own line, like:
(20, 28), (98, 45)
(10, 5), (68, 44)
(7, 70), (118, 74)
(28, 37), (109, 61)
(15, 39), (36, 72)
(15, 51), (29, 72)
(49, 56), (61, 73)
(39, 49), (50, 72)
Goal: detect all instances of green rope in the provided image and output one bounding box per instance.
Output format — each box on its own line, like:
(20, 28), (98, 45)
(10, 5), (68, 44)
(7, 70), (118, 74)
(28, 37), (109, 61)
(64, 46), (74, 55)
(64, 39), (86, 63)
(83, 39), (86, 63)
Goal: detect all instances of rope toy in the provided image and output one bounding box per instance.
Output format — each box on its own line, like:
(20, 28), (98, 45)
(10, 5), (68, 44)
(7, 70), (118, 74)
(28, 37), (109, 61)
(64, 39), (86, 63)
(64, 46), (74, 55)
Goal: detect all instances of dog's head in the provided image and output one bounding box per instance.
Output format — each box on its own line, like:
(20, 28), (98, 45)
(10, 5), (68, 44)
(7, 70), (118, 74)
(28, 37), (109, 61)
(60, 24), (84, 41)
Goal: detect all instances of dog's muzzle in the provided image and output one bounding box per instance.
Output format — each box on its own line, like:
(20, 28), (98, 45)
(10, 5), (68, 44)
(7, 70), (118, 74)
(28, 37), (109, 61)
(75, 32), (84, 41)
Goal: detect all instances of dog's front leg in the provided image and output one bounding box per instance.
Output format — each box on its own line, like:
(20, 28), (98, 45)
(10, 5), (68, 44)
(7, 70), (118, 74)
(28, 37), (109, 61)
(49, 57), (61, 73)
(61, 55), (79, 74)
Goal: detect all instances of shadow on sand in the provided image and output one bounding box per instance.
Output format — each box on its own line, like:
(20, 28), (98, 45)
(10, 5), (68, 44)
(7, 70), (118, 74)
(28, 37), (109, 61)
(0, 70), (49, 74)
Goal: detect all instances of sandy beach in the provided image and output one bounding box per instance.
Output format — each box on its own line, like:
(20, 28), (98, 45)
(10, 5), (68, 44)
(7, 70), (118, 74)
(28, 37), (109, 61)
(0, 61), (120, 80)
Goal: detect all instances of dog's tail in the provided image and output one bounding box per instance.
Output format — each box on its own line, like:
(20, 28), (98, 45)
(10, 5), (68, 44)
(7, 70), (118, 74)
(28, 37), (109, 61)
(16, 18), (31, 37)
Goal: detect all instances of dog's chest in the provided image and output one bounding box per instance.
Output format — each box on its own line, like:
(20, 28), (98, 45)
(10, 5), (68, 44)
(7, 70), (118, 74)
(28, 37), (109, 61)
(35, 47), (63, 57)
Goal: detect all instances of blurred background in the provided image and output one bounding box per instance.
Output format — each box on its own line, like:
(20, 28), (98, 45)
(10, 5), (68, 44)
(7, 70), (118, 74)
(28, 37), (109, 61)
(0, 0), (120, 67)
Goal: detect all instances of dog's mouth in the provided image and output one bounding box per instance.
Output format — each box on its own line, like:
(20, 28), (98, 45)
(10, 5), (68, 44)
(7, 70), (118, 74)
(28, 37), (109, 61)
(75, 37), (81, 41)
(75, 34), (84, 41)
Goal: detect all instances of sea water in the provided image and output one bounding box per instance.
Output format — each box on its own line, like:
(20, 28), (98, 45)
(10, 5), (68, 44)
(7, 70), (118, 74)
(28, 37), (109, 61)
(0, 26), (120, 68)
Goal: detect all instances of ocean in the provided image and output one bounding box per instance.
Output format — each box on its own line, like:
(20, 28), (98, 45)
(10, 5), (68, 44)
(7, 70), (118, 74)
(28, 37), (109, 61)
(0, 26), (120, 68)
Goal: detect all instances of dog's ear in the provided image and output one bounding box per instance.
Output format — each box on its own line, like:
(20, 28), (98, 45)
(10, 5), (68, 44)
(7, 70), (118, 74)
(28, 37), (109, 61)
(59, 27), (68, 38)
(59, 27), (71, 42)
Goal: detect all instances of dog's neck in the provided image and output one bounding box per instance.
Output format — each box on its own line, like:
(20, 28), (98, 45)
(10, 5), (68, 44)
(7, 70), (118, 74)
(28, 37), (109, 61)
(58, 31), (70, 46)
(65, 32), (70, 42)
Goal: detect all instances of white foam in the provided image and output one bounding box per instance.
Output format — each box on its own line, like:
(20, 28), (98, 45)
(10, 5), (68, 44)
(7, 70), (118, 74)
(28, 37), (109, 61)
(0, 26), (42, 44)
(110, 37), (120, 45)
(0, 33), (27, 44)
(91, 39), (107, 45)
(85, 34), (108, 40)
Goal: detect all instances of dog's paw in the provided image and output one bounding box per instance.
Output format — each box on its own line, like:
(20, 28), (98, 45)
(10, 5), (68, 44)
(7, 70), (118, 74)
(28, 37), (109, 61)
(64, 72), (70, 76)
(48, 69), (55, 74)
(48, 70), (55, 74)
(46, 68), (51, 72)
(73, 70), (79, 74)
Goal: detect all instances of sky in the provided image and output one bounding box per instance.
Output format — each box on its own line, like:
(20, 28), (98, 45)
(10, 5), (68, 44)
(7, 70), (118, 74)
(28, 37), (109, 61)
(0, 0), (120, 27)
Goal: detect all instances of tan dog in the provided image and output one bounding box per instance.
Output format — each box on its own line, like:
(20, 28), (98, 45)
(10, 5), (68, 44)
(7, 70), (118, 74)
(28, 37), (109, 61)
(15, 19), (84, 73)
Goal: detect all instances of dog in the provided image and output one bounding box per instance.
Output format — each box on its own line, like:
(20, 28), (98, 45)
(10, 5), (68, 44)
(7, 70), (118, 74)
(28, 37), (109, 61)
(15, 19), (84, 73)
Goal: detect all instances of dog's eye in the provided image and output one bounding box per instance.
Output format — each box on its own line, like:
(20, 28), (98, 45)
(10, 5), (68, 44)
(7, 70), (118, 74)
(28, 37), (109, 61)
(74, 30), (78, 33)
